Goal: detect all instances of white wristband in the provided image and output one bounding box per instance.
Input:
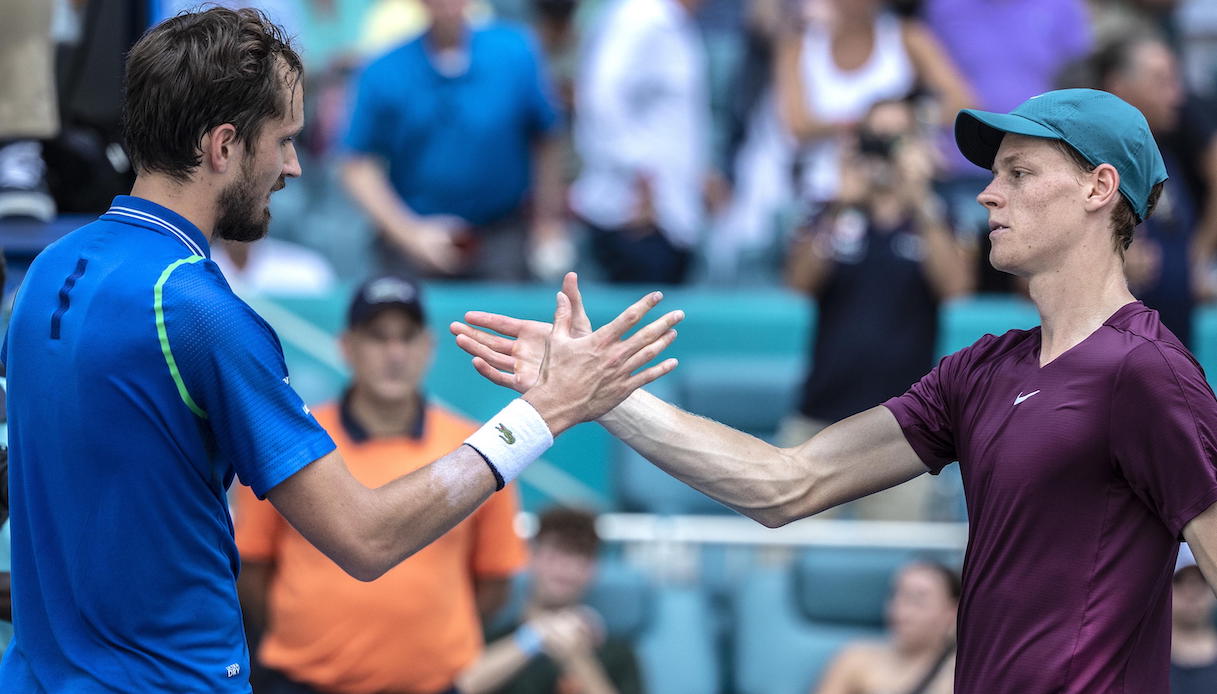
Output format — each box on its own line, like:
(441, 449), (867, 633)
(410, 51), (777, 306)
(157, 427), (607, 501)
(464, 398), (554, 489)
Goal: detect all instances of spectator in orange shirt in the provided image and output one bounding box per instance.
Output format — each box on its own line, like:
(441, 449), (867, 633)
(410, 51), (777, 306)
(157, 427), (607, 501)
(234, 274), (528, 694)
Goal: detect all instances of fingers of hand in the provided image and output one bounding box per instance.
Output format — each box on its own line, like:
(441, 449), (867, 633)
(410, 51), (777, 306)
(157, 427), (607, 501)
(461, 311), (528, 337)
(626, 358), (680, 391)
(621, 328), (678, 374)
(552, 291), (572, 336)
(561, 272), (593, 333)
(471, 357), (517, 389)
(456, 334), (516, 372)
(452, 323), (517, 356)
(598, 291), (664, 342)
(620, 309), (684, 358)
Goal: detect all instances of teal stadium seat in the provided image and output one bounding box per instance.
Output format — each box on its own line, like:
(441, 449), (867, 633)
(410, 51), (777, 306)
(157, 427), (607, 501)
(734, 547), (964, 694)
(677, 356), (802, 438)
(732, 563), (879, 694)
(636, 586), (720, 694)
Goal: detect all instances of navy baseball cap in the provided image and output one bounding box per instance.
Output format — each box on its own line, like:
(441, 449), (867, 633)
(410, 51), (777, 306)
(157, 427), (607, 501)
(346, 274), (426, 328)
(955, 88), (1168, 222)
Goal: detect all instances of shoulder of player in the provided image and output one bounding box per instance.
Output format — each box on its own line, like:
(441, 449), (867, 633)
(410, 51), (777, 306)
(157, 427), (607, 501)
(1113, 338), (1202, 386)
(944, 328), (1038, 369)
(156, 256), (273, 331)
(155, 255), (238, 299)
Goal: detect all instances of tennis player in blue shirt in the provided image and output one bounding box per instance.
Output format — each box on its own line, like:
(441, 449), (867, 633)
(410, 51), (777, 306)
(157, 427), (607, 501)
(0, 9), (682, 693)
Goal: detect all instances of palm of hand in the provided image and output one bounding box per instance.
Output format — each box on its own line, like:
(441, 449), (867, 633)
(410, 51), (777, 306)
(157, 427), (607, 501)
(519, 314), (593, 391)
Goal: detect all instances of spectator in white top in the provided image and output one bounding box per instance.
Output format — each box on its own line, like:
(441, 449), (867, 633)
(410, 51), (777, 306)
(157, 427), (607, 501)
(775, 0), (973, 204)
(570, 0), (716, 285)
(213, 238), (338, 296)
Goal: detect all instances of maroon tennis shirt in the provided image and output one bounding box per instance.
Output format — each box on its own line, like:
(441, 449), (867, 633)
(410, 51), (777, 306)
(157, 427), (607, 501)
(885, 302), (1217, 693)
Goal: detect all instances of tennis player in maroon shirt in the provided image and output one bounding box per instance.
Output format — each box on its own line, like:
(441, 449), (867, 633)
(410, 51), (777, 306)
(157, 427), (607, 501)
(452, 89), (1217, 693)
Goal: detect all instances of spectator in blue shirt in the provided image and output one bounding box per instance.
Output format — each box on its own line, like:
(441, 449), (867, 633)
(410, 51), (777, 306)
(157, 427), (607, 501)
(0, 8), (681, 692)
(340, 0), (570, 281)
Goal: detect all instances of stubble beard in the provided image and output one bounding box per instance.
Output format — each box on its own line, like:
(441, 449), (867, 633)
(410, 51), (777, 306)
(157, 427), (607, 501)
(215, 159), (274, 243)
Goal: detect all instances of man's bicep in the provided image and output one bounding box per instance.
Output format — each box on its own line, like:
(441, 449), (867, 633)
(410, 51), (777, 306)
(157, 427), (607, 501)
(265, 449), (368, 568)
(791, 406), (931, 515)
(162, 269), (336, 495)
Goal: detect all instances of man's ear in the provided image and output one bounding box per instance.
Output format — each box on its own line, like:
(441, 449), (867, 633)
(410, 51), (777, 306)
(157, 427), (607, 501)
(200, 123), (240, 175)
(1084, 163), (1122, 215)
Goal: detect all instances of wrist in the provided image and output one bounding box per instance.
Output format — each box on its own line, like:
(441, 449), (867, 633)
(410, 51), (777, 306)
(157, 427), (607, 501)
(522, 388), (576, 437)
(464, 399), (554, 489)
(513, 623), (545, 658)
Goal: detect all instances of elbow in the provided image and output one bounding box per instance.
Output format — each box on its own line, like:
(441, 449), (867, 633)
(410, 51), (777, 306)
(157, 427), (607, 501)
(747, 454), (827, 528)
(335, 549), (387, 583)
(753, 509), (794, 529)
(332, 526), (399, 583)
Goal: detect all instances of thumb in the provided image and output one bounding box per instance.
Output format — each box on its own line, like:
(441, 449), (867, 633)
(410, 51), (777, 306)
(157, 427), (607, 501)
(552, 290), (572, 337)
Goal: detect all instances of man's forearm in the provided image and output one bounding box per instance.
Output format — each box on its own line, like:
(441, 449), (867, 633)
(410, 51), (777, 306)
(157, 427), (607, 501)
(271, 447), (498, 582)
(915, 200), (975, 299)
(532, 136), (566, 232)
(455, 633), (536, 694)
(339, 157), (417, 243)
(600, 394), (929, 527)
(557, 650), (618, 694)
(599, 390), (813, 527)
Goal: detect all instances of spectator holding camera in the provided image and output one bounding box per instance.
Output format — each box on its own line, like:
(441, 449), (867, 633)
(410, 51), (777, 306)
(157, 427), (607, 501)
(463, 508), (644, 694)
(782, 98), (974, 521)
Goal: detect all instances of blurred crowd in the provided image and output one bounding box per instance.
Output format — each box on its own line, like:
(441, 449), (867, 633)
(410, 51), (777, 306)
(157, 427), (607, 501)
(1, 0), (1216, 292)
(4, 0), (1217, 692)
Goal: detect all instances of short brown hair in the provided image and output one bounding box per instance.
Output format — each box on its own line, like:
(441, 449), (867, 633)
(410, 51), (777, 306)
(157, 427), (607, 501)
(535, 507), (600, 557)
(1049, 139), (1163, 255)
(122, 7), (303, 181)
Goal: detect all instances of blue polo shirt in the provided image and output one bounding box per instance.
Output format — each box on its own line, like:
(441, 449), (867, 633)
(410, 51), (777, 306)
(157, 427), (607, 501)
(344, 23), (559, 226)
(0, 195), (336, 692)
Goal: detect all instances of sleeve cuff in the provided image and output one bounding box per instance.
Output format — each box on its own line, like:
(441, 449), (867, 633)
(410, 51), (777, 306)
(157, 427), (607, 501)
(1169, 486), (1217, 540)
(881, 399), (952, 476)
(249, 432), (338, 500)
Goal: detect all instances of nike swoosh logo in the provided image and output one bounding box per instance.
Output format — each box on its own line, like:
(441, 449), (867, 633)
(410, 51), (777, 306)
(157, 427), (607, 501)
(1013, 390), (1040, 405)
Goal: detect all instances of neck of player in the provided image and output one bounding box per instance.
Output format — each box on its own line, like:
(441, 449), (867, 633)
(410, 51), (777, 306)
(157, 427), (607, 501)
(130, 173), (221, 243)
(1028, 243), (1136, 367)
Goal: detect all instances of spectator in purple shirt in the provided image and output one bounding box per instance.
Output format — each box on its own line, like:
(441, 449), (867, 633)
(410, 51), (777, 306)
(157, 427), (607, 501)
(922, 0), (1093, 236)
(452, 88), (1217, 693)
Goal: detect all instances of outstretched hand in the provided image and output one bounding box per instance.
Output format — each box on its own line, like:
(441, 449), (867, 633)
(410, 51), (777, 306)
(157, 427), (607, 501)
(450, 272), (595, 392)
(450, 273), (682, 433)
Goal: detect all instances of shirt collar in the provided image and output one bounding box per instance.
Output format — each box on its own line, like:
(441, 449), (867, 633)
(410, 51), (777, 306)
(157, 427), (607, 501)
(339, 388), (427, 444)
(101, 195), (211, 258)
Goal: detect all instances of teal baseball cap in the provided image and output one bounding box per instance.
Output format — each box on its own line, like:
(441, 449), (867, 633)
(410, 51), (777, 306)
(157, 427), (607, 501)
(954, 88), (1168, 222)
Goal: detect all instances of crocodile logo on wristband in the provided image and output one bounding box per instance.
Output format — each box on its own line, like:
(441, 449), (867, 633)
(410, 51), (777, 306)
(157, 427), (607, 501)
(496, 424), (516, 445)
